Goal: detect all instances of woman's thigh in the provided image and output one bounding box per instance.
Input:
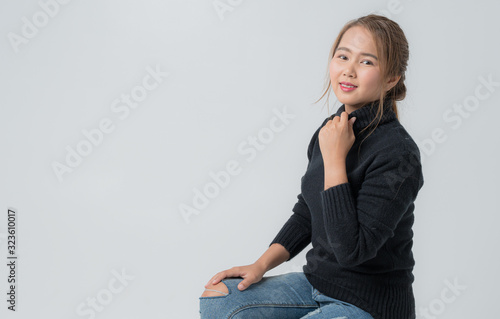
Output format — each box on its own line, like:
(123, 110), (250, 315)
(299, 287), (374, 319)
(199, 271), (319, 319)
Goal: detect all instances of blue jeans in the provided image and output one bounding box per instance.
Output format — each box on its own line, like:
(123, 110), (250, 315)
(199, 271), (374, 319)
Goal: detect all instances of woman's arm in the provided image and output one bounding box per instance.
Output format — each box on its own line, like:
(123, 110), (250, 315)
(321, 150), (424, 267)
(268, 117), (331, 262)
(318, 111), (424, 267)
(324, 158), (349, 189)
(255, 243), (290, 272)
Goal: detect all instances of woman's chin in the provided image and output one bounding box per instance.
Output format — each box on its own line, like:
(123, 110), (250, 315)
(335, 97), (357, 106)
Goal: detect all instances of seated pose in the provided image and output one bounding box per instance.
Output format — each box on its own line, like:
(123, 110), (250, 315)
(200, 13), (424, 319)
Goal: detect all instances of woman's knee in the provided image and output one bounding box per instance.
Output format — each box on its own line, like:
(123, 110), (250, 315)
(201, 281), (229, 297)
(199, 281), (234, 319)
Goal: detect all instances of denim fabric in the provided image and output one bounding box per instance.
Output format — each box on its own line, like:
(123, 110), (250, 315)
(199, 272), (374, 319)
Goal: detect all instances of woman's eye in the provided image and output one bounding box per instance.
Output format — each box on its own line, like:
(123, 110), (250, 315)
(337, 55), (347, 60)
(362, 60), (373, 65)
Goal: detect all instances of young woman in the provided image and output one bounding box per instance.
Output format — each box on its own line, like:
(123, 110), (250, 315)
(199, 14), (423, 319)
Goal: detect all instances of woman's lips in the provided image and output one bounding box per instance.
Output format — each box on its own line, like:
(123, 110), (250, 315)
(340, 83), (357, 92)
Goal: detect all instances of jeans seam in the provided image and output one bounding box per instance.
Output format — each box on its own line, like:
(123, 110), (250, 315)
(228, 303), (318, 318)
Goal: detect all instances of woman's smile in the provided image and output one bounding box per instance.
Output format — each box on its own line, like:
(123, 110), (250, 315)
(339, 82), (358, 91)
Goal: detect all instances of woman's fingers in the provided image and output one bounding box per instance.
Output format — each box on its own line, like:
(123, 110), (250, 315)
(205, 273), (223, 287)
(349, 116), (357, 127)
(237, 278), (253, 291)
(341, 111), (348, 121)
(204, 264), (264, 291)
(210, 273), (223, 286)
(205, 267), (238, 287)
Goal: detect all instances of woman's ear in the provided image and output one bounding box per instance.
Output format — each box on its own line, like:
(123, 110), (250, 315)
(384, 74), (401, 92)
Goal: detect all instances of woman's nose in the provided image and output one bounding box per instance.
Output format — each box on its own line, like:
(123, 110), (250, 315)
(342, 61), (356, 77)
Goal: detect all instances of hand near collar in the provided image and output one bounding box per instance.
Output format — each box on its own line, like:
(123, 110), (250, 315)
(318, 111), (357, 190)
(319, 111), (357, 162)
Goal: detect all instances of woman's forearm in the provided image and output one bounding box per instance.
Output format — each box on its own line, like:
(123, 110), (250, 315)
(255, 243), (290, 272)
(324, 158), (348, 190)
(256, 160), (348, 273)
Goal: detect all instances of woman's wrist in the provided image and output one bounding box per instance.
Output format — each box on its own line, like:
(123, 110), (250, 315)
(324, 157), (348, 190)
(253, 260), (269, 273)
(255, 243), (289, 273)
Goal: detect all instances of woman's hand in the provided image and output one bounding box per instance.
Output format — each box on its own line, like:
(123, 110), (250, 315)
(204, 262), (267, 291)
(318, 111), (357, 162)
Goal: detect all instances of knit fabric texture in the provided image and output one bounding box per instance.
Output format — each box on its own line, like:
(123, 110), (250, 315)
(269, 98), (424, 319)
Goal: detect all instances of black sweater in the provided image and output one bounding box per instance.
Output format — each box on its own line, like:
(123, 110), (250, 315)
(269, 98), (424, 319)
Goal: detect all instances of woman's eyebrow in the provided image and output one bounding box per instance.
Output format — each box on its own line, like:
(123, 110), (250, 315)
(335, 47), (378, 60)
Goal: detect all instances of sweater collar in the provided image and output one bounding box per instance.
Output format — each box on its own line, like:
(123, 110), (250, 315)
(331, 98), (397, 136)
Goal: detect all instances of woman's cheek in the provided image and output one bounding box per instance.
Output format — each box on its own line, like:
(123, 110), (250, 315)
(360, 72), (378, 92)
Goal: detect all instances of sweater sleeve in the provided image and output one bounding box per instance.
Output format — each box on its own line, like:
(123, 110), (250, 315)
(269, 117), (330, 261)
(319, 149), (424, 267)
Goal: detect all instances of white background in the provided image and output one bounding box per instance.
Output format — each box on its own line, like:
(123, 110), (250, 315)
(1, 0), (499, 318)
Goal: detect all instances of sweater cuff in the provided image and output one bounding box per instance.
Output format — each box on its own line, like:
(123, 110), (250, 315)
(320, 182), (356, 224)
(269, 221), (311, 261)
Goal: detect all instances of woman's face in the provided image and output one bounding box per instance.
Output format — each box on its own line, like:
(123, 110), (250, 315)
(329, 26), (385, 113)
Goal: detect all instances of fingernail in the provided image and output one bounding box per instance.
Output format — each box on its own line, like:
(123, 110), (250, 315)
(238, 284), (244, 289)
